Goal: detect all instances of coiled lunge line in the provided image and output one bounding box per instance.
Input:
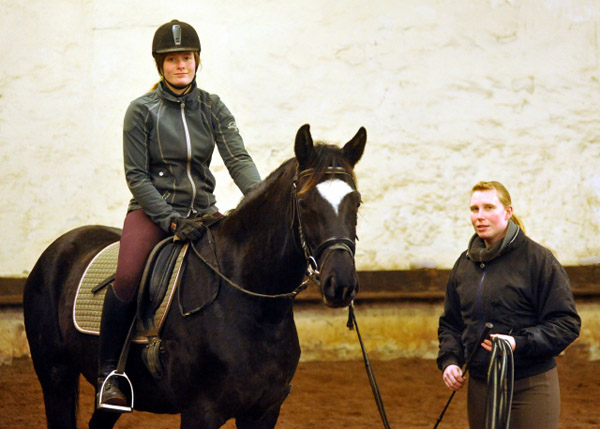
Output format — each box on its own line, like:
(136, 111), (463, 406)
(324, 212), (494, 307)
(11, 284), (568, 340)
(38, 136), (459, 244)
(485, 337), (514, 429)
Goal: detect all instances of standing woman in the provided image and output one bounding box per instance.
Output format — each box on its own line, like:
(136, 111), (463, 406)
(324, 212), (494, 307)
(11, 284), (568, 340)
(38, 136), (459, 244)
(97, 19), (262, 409)
(437, 181), (580, 429)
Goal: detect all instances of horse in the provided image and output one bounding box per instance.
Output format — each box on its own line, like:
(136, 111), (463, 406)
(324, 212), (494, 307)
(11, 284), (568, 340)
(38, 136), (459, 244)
(23, 124), (367, 429)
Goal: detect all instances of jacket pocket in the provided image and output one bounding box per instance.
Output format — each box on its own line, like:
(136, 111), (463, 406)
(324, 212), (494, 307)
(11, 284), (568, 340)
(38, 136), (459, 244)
(150, 167), (173, 190)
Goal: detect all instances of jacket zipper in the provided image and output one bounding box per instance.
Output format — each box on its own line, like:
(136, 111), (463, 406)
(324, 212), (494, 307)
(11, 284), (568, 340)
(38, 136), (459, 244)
(476, 263), (486, 342)
(179, 102), (197, 216)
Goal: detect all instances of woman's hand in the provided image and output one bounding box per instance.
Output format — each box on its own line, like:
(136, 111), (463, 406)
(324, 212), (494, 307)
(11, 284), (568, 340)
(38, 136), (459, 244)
(172, 218), (204, 241)
(481, 334), (516, 352)
(442, 364), (465, 391)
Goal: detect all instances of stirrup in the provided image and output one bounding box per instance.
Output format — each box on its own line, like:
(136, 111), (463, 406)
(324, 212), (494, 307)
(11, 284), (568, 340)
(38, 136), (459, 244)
(97, 370), (134, 412)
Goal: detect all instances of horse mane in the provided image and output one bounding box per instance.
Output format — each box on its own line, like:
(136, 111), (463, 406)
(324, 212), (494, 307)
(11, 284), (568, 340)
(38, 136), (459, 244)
(220, 158), (296, 233)
(234, 159), (295, 210)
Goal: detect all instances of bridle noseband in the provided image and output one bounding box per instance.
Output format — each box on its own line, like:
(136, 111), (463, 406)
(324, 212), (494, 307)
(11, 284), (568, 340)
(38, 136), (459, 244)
(292, 166), (358, 288)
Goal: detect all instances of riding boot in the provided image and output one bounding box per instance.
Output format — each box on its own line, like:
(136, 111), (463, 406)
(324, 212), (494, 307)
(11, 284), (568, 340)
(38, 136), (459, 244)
(97, 284), (136, 409)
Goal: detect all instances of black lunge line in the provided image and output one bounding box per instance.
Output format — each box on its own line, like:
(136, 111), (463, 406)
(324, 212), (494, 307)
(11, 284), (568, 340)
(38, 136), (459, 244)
(348, 304), (392, 429)
(433, 322), (494, 429)
(485, 337), (514, 429)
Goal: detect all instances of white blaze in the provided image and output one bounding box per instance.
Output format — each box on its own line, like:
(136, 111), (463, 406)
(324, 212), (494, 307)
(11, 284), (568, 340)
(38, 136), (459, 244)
(316, 179), (354, 215)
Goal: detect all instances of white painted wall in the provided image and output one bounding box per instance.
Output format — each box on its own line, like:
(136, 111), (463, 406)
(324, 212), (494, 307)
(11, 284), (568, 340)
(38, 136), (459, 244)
(1, 0), (599, 276)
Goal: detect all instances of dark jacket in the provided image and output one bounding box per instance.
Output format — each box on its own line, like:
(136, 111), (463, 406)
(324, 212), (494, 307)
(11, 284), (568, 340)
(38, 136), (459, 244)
(437, 224), (580, 381)
(123, 82), (261, 232)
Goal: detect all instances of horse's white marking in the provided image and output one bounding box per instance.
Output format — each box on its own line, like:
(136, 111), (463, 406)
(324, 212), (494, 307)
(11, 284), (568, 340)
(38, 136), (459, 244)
(316, 179), (354, 215)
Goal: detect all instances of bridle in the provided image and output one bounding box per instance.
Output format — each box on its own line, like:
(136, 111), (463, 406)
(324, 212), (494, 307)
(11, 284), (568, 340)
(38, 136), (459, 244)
(188, 165), (358, 300)
(292, 166), (358, 289)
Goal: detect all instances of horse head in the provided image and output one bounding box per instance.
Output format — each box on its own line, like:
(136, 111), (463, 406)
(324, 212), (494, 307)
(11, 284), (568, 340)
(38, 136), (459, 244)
(293, 124), (366, 308)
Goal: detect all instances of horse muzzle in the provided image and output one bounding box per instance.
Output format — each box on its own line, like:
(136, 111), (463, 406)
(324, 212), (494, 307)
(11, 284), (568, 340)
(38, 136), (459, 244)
(317, 243), (358, 308)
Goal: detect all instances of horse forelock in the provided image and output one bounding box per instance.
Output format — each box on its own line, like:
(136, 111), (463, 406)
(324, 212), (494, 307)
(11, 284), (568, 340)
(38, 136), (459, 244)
(298, 143), (356, 196)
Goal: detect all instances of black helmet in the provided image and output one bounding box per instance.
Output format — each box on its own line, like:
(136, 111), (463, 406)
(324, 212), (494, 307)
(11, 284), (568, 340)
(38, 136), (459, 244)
(152, 20), (201, 57)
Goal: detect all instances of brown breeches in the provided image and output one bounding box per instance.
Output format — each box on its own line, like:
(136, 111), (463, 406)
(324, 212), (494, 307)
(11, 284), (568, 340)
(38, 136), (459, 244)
(113, 209), (169, 302)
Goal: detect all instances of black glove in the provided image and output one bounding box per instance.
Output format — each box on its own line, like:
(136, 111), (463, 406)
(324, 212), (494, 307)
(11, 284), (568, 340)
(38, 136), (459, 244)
(170, 217), (204, 241)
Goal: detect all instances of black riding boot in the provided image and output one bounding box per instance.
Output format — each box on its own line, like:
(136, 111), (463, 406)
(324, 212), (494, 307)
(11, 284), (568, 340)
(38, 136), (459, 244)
(97, 284), (136, 409)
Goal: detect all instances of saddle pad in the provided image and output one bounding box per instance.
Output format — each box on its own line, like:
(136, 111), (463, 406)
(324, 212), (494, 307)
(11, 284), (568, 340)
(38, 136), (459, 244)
(73, 241), (188, 343)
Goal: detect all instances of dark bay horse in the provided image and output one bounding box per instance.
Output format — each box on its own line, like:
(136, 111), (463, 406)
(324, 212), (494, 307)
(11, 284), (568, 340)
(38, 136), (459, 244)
(23, 124), (367, 429)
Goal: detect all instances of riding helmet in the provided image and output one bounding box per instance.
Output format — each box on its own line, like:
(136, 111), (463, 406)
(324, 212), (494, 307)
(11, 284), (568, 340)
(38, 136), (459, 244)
(152, 19), (201, 56)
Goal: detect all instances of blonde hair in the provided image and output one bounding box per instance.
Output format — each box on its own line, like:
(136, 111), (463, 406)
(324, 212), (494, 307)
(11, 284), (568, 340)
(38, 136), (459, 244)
(150, 51), (201, 91)
(472, 181), (526, 233)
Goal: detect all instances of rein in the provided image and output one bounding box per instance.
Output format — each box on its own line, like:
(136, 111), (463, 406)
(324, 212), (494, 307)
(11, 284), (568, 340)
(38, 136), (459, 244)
(189, 240), (307, 300)
(188, 166), (356, 300)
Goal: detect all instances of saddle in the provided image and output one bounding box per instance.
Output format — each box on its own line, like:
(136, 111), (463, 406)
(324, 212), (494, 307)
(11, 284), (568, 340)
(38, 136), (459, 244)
(73, 239), (188, 342)
(73, 214), (224, 379)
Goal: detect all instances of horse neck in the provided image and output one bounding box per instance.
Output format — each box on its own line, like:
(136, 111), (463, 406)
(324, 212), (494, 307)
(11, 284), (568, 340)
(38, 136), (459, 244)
(220, 164), (306, 292)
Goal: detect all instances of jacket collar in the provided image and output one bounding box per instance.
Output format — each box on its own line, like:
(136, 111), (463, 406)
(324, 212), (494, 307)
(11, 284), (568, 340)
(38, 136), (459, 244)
(157, 81), (200, 109)
(467, 220), (521, 263)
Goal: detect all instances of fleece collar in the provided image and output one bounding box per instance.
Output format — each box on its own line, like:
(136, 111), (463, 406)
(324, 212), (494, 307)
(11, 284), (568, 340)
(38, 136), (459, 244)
(467, 220), (520, 263)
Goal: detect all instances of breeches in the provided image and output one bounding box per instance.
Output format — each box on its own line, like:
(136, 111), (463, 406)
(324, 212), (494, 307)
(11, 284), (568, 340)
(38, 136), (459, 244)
(467, 367), (560, 429)
(113, 209), (168, 302)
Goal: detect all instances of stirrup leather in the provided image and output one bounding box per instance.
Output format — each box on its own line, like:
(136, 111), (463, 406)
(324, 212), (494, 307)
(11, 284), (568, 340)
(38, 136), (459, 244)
(97, 370), (134, 412)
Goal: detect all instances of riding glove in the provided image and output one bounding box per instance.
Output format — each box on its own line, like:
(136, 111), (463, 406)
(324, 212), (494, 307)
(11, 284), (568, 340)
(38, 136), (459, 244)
(171, 218), (204, 241)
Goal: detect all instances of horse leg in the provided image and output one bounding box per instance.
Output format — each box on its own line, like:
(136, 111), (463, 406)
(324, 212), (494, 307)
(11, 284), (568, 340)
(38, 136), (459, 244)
(235, 382), (291, 429)
(235, 405), (282, 429)
(89, 409), (122, 429)
(30, 351), (80, 429)
(180, 408), (227, 429)
(25, 268), (81, 429)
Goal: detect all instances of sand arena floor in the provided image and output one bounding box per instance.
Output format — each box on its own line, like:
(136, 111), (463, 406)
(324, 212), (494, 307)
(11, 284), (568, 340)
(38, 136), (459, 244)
(0, 353), (598, 428)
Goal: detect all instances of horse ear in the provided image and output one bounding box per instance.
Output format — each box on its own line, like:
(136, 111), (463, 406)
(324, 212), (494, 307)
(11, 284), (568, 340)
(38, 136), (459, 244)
(294, 124), (314, 169)
(342, 127), (367, 167)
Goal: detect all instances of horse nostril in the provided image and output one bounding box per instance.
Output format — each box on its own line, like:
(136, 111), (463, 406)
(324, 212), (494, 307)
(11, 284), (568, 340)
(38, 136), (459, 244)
(322, 275), (357, 308)
(343, 285), (356, 302)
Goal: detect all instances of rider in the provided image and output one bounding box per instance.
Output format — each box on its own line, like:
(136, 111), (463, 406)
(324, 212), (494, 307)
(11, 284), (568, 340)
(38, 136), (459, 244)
(97, 19), (261, 409)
